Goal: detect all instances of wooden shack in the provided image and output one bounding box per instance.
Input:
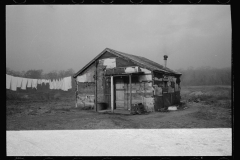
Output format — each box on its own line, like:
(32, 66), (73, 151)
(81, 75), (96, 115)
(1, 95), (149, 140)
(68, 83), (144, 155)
(73, 48), (182, 112)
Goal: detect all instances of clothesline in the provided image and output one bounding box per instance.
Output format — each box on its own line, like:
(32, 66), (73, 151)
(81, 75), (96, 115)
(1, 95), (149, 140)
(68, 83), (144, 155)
(6, 74), (72, 91)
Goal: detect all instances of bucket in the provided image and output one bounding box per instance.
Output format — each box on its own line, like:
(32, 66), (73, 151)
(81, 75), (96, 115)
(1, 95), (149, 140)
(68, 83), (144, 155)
(168, 106), (177, 111)
(97, 102), (107, 110)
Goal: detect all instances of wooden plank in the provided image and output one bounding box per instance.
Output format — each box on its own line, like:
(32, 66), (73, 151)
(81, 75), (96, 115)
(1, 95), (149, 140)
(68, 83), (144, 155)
(116, 57), (136, 67)
(116, 90), (124, 101)
(129, 74), (132, 110)
(75, 79), (78, 108)
(124, 83), (129, 110)
(95, 61), (97, 111)
(115, 100), (125, 109)
(111, 76), (114, 113)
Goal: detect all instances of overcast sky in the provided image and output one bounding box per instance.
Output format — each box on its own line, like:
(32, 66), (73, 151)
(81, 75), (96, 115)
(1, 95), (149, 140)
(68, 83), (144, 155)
(6, 5), (231, 73)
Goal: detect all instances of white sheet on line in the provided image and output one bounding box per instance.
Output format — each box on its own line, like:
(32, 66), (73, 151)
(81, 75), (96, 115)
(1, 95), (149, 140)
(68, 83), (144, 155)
(21, 78), (28, 90)
(6, 74), (12, 89)
(10, 76), (18, 91)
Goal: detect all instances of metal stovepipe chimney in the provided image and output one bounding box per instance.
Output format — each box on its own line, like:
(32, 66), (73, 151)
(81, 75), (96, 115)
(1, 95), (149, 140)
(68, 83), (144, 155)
(163, 55), (168, 68)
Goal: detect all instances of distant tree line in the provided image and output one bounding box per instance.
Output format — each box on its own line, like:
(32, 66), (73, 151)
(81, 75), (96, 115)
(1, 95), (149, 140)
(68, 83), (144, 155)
(176, 66), (231, 86)
(6, 68), (75, 80)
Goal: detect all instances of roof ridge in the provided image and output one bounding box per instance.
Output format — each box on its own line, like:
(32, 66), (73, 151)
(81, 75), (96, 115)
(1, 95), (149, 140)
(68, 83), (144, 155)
(107, 48), (181, 74)
(107, 48), (169, 72)
(74, 48), (182, 78)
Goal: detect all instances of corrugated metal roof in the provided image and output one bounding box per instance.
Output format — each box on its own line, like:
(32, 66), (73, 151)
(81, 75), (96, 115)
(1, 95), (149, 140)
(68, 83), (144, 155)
(73, 48), (181, 78)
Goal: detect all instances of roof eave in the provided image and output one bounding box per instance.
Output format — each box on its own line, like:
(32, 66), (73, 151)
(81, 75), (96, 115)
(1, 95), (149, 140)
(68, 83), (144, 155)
(73, 48), (111, 78)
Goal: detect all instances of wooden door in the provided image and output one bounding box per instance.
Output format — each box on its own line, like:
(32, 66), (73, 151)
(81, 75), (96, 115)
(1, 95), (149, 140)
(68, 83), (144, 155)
(115, 78), (125, 109)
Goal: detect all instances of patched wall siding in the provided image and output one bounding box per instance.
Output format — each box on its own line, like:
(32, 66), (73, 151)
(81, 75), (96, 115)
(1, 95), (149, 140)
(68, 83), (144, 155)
(114, 75), (154, 112)
(76, 62), (95, 107)
(152, 71), (181, 111)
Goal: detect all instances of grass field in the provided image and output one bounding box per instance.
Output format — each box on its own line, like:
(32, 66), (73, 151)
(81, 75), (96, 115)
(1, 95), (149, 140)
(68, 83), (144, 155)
(6, 85), (232, 130)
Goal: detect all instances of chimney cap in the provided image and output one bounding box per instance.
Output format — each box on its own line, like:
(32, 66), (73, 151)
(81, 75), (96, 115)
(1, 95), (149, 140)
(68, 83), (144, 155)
(163, 55), (168, 60)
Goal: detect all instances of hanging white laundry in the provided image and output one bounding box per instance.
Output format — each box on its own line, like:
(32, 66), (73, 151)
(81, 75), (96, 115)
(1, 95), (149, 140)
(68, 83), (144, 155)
(45, 79), (50, 84)
(32, 79), (38, 89)
(27, 78), (33, 88)
(16, 77), (23, 88)
(6, 74), (12, 89)
(62, 78), (65, 88)
(53, 79), (57, 89)
(49, 80), (53, 89)
(37, 79), (42, 85)
(77, 74), (87, 82)
(10, 76), (18, 91)
(41, 79), (45, 85)
(59, 78), (63, 89)
(51, 80), (54, 89)
(55, 79), (58, 89)
(45, 79), (49, 84)
(62, 78), (67, 91)
(21, 78), (28, 90)
(54, 79), (58, 89)
(62, 76), (72, 91)
(52, 80), (55, 89)
(66, 76), (72, 90)
(51, 80), (55, 89)
(58, 79), (62, 89)
(61, 78), (65, 91)
(56, 79), (60, 89)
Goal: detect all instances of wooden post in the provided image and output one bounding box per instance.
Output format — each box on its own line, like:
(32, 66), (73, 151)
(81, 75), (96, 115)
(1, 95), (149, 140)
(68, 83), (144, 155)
(75, 78), (78, 108)
(151, 71), (154, 86)
(151, 71), (155, 111)
(95, 61), (98, 112)
(143, 82), (146, 110)
(129, 74), (132, 111)
(111, 76), (114, 113)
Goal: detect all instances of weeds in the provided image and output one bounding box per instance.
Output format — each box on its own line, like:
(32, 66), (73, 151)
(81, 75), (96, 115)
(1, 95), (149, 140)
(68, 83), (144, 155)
(56, 108), (71, 112)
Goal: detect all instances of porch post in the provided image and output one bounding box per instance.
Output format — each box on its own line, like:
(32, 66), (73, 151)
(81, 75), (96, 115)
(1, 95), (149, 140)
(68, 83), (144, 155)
(95, 61), (98, 112)
(129, 74), (132, 110)
(75, 78), (78, 108)
(111, 76), (114, 113)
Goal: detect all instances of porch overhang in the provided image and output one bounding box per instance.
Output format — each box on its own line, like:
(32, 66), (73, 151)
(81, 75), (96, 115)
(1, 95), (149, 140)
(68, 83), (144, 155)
(104, 67), (145, 77)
